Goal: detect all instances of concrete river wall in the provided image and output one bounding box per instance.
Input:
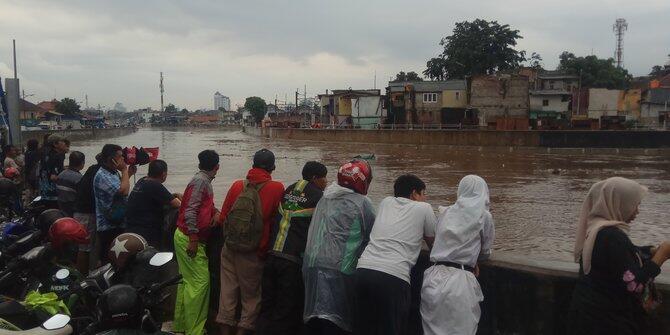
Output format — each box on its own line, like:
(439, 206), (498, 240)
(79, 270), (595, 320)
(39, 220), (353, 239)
(20, 127), (137, 144)
(245, 127), (670, 150)
(478, 253), (670, 335)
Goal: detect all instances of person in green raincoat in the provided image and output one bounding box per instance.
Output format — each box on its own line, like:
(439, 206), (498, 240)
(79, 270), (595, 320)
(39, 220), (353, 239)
(173, 150), (220, 335)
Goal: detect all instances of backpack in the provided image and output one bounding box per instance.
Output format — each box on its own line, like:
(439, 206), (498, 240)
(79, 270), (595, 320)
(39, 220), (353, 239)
(223, 181), (266, 252)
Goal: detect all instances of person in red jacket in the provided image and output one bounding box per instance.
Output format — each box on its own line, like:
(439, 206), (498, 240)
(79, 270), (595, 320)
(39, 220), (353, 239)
(173, 150), (221, 335)
(217, 149), (285, 335)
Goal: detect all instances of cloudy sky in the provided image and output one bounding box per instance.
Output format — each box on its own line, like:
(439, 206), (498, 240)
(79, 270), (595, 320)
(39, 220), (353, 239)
(1, 0), (668, 111)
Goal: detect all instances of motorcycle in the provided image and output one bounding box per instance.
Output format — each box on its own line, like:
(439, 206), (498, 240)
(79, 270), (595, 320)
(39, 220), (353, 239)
(0, 313), (72, 335)
(0, 197), (50, 267)
(81, 271), (181, 335)
(0, 249), (174, 332)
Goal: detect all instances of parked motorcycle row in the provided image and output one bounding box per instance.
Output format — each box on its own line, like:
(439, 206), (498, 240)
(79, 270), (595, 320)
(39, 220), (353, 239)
(0, 197), (180, 335)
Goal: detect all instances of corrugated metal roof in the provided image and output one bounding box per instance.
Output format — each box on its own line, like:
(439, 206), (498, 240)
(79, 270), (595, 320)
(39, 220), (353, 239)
(387, 80), (466, 92)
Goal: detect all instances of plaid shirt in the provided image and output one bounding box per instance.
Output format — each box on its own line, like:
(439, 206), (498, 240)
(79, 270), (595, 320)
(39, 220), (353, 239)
(93, 167), (122, 231)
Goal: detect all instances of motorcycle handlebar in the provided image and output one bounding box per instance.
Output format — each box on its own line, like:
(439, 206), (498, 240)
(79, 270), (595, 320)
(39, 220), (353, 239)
(152, 274), (182, 292)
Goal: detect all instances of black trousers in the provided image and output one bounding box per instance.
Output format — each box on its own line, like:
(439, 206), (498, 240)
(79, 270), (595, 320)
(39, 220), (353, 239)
(305, 318), (350, 335)
(354, 268), (411, 335)
(256, 255), (305, 335)
(97, 228), (123, 265)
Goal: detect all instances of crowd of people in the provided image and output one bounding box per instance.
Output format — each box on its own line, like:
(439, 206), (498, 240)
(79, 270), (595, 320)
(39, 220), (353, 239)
(0, 135), (668, 335)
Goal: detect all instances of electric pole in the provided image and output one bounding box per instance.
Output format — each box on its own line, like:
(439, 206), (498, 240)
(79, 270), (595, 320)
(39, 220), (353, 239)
(159, 72), (165, 113)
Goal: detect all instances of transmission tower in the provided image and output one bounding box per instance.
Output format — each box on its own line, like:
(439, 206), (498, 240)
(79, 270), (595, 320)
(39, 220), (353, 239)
(613, 18), (628, 68)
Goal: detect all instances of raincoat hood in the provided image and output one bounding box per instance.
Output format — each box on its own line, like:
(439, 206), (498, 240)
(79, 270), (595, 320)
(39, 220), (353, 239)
(246, 167), (272, 184)
(323, 181), (354, 199)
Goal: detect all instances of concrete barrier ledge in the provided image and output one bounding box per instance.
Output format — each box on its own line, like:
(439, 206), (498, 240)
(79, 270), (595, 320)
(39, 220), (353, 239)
(479, 252), (670, 334)
(484, 252), (670, 290)
(244, 127), (670, 153)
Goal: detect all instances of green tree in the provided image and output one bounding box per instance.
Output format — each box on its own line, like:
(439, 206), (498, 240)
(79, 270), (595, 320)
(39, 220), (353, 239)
(244, 97), (267, 123)
(557, 52), (632, 89)
(180, 108), (189, 115)
(164, 103), (178, 114)
(423, 19), (526, 80)
(391, 71), (424, 82)
(55, 98), (81, 116)
(527, 52), (543, 69)
(649, 55), (670, 77)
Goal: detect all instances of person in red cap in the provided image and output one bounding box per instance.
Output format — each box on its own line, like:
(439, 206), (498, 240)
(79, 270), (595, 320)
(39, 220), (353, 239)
(43, 217), (90, 295)
(302, 159), (376, 335)
(217, 149), (285, 335)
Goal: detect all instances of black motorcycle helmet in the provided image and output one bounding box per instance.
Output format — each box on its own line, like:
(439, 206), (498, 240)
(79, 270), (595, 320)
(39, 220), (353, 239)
(36, 209), (66, 235)
(96, 284), (143, 330)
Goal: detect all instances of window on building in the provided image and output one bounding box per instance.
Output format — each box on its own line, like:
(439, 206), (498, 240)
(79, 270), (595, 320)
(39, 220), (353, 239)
(542, 99), (549, 106)
(423, 93), (437, 103)
(549, 81), (555, 90)
(455, 92), (460, 100)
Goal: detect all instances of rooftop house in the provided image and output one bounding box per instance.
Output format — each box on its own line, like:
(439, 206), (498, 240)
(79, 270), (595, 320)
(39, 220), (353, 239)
(524, 70), (578, 129)
(318, 89), (381, 127)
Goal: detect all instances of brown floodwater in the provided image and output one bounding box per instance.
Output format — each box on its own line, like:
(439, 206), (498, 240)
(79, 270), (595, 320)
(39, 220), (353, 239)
(72, 127), (670, 263)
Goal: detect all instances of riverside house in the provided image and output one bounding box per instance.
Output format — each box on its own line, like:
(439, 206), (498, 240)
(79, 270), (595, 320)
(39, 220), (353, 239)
(386, 80), (467, 127)
(470, 74), (530, 129)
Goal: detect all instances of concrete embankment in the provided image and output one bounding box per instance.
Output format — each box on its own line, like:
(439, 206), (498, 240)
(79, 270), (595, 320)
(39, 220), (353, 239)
(21, 127), (137, 143)
(479, 253), (670, 334)
(244, 127), (670, 151)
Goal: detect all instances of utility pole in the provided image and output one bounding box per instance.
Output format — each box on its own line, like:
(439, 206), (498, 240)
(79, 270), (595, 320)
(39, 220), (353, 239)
(12, 39), (17, 79)
(304, 84), (307, 106)
(295, 88), (299, 110)
(159, 72), (165, 113)
(85, 94), (89, 109)
(374, 70), (377, 90)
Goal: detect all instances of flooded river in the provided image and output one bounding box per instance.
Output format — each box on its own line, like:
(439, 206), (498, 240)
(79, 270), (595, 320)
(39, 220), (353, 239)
(72, 127), (670, 262)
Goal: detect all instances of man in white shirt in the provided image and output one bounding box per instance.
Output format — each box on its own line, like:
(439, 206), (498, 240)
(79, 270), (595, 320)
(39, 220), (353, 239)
(354, 174), (437, 335)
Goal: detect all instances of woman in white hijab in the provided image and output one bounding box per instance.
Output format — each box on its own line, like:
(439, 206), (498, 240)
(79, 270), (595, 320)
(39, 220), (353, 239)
(420, 175), (494, 335)
(568, 177), (670, 335)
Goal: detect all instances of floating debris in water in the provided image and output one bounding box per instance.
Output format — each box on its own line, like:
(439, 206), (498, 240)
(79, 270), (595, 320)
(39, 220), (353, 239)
(354, 153), (375, 160)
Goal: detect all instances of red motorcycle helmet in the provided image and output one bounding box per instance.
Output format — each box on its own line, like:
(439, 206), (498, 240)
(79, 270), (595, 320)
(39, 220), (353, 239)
(337, 159), (373, 195)
(49, 217), (89, 249)
(3, 167), (19, 179)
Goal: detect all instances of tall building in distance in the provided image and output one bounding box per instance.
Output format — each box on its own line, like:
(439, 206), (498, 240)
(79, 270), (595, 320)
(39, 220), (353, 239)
(214, 91), (231, 111)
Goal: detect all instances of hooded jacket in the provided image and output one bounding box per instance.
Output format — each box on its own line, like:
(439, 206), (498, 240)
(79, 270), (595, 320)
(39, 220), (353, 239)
(302, 182), (377, 331)
(176, 171), (217, 242)
(219, 168), (285, 257)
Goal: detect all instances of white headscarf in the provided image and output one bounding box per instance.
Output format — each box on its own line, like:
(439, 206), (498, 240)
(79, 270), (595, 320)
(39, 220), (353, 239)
(574, 177), (648, 274)
(442, 175), (490, 244)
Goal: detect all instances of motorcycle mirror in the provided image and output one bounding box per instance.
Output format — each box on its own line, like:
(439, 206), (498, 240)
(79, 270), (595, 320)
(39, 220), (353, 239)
(42, 314), (70, 330)
(55, 269), (70, 280)
(16, 232), (34, 244)
(149, 252), (173, 266)
(21, 246), (45, 261)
